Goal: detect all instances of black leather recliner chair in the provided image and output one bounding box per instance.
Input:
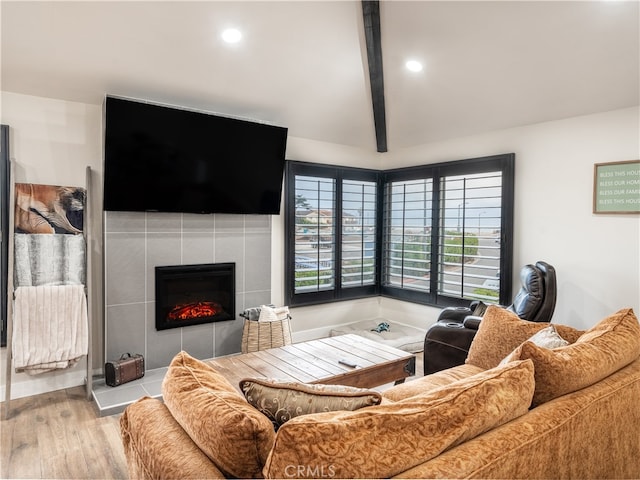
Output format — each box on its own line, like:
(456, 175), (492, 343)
(423, 261), (557, 375)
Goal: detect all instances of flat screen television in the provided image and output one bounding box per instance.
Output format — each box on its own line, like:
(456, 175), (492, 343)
(103, 96), (288, 215)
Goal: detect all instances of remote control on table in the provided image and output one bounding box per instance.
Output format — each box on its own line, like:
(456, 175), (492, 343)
(339, 359), (358, 368)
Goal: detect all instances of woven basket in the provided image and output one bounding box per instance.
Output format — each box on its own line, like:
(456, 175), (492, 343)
(241, 317), (293, 353)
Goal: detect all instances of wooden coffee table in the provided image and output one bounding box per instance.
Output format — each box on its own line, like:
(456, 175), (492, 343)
(208, 333), (416, 392)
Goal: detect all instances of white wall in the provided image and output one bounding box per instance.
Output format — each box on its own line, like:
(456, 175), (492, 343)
(2, 90), (638, 399)
(277, 107), (640, 335)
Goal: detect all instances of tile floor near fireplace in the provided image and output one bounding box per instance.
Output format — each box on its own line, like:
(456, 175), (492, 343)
(92, 366), (168, 417)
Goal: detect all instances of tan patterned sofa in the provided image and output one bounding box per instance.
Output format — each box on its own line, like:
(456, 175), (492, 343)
(120, 307), (640, 479)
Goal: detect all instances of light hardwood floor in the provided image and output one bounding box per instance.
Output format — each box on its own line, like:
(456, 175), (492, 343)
(1, 352), (424, 480)
(1, 387), (128, 480)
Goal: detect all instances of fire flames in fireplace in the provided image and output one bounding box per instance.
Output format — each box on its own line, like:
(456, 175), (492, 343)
(168, 301), (224, 321)
(155, 262), (235, 330)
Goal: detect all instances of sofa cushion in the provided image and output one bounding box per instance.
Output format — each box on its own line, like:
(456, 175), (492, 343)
(506, 307), (640, 407)
(120, 396), (227, 479)
(239, 378), (382, 429)
(263, 359), (535, 479)
(161, 351), (275, 479)
(466, 305), (583, 370)
(382, 363), (484, 402)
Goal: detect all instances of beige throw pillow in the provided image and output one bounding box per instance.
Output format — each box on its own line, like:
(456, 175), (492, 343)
(264, 360), (535, 479)
(508, 308), (640, 407)
(466, 305), (583, 370)
(161, 351), (275, 479)
(239, 378), (382, 429)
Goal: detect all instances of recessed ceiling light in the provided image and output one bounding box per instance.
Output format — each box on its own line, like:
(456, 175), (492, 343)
(222, 28), (242, 44)
(405, 60), (423, 72)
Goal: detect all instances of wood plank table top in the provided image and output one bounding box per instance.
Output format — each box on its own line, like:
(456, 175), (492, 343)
(208, 334), (416, 392)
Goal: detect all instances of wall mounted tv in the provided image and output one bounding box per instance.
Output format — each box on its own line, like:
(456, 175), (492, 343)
(103, 96), (288, 215)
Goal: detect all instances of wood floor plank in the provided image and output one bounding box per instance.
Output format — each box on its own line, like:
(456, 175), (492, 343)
(42, 447), (91, 480)
(0, 386), (127, 480)
(36, 396), (82, 459)
(77, 416), (128, 479)
(1, 396), (43, 479)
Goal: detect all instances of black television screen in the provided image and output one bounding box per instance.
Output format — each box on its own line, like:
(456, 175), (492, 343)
(103, 96), (288, 215)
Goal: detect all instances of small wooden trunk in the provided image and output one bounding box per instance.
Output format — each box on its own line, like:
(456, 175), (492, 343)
(105, 353), (145, 387)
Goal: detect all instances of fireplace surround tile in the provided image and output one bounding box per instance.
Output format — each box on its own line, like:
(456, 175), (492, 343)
(147, 212), (182, 232)
(183, 213), (215, 233)
(214, 232), (245, 292)
(106, 302), (146, 363)
(245, 214), (271, 231)
(93, 382), (149, 417)
(104, 211), (272, 371)
(146, 306), (182, 370)
(182, 232), (215, 265)
(214, 317), (245, 357)
(146, 232), (181, 301)
(105, 211), (145, 232)
(106, 232), (146, 305)
(182, 322), (215, 360)
(243, 290), (272, 311)
(245, 232), (272, 292)
(215, 214), (244, 231)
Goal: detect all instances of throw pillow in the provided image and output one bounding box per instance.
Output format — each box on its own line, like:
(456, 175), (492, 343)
(499, 325), (569, 366)
(264, 359), (535, 479)
(508, 307), (640, 407)
(161, 351), (275, 479)
(239, 378), (382, 429)
(466, 305), (584, 370)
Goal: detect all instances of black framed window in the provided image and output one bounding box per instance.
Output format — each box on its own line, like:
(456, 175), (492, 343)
(285, 161), (380, 306)
(285, 154), (514, 308)
(1, 125), (9, 347)
(437, 170), (505, 302)
(382, 154), (514, 307)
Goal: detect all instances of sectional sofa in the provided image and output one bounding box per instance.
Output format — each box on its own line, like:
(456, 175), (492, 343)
(120, 307), (640, 479)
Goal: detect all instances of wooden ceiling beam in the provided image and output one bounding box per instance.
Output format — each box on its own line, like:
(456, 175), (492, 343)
(362, 0), (387, 153)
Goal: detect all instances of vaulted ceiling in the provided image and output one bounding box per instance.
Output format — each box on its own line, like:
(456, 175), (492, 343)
(1, 1), (638, 154)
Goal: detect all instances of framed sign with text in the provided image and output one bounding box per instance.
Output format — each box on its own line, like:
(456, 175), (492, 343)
(593, 160), (640, 214)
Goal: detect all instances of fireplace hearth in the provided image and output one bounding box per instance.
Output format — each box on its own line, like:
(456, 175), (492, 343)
(155, 263), (235, 330)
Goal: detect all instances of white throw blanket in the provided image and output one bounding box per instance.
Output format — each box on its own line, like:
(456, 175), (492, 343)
(12, 285), (88, 375)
